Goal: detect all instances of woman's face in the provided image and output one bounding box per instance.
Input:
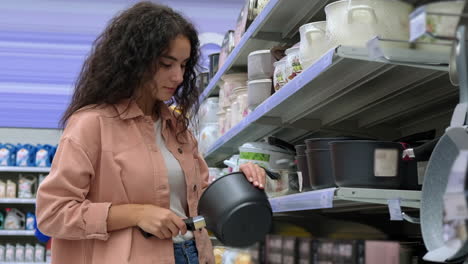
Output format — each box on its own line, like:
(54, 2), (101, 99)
(146, 35), (191, 102)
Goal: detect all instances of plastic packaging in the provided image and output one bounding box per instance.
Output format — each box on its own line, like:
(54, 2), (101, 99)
(0, 211), (5, 229)
(5, 244), (14, 262)
(273, 58), (288, 91)
(35, 244), (45, 262)
(25, 244), (35, 262)
(0, 180), (6, 198)
(6, 180), (16, 198)
(0, 143), (16, 166)
(16, 144), (37, 167)
(35, 144), (54, 167)
(15, 243), (24, 262)
(4, 208), (25, 230)
(0, 244), (5, 261)
(18, 174), (37, 198)
(26, 212), (35, 230)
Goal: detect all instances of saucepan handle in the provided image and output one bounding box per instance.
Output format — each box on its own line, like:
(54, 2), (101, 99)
(402, 138), (439, 162)
(263, 167), (281, 180)
(140, 216), (207, 238)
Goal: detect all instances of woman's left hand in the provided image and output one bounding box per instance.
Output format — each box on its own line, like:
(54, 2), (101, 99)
(239, 162), (266, 189)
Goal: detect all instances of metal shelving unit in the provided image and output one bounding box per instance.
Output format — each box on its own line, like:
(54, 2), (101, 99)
(0, 262), (48, 264)
(0, 199), (35, 205)
(0, 167), (50, 173)
(199, 0), (336, 102)
(269, 187), (421, 213)
(0, 231), (35, 237)
(204, 46), (455, 166)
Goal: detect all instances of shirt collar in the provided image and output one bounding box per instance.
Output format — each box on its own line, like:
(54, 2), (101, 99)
(114, 99), (175, 124)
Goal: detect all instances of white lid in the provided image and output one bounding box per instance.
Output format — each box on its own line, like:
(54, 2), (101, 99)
(248, 50), (272, 57)
(273, 60), (286, 67)
(299, 21), (327, 32)
(285, 46), (300, 55)
(221, 73), (248, 82)
(248, 79), (272, 84)
(233, 85), (248, 92)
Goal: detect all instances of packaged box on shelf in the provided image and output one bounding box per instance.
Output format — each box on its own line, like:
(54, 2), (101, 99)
(265, 235), (283, 264)
(18, 174), (38, 199)
(281, 236), (297, 264)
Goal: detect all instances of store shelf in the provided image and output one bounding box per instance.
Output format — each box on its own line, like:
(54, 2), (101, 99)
(0, 263), (48, 264)
(0, 167), (50, 173)
(269, 187), (421, 213)
(0, 230), (35, 236)
(199, 0), (449, 103)
(0, 199), (36, 204)
(203, 46), (456, 166)
(199, 0), (335, 102)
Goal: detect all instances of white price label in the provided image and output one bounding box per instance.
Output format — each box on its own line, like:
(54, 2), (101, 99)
(319, 190), (334, 208)
(367, 37), (384, 60)
(388, 199), (403, 221)
(409, 7), (427, 42)
(444, 193), (468, 221)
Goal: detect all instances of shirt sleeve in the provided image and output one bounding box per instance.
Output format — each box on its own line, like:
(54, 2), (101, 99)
(36, 114), (111, 241)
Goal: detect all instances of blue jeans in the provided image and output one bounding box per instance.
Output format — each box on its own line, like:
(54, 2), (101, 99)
(173, 239), (199, 264)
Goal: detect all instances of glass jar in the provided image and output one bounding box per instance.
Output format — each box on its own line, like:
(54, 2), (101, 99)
(224, 106), (232, 133)
(199, 97), (219, 125)
(217, 109), (226, 136)
(285, 46), (302, 81)
(234, 86), (249, 119)
(273, 58), (288, 91)
(229, 93), (240, 128)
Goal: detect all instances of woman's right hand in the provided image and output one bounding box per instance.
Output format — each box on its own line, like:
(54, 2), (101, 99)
(135, 204), (187, 240)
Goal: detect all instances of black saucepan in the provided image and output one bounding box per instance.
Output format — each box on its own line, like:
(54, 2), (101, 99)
(141, 170), (276, 247)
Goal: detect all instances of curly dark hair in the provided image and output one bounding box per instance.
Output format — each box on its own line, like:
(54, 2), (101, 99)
(61, 1), (200, 141)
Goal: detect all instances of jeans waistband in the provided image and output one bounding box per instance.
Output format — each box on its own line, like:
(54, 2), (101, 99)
(173, 239), (196, 248)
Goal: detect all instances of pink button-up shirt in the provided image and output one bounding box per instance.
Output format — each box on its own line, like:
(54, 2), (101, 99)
(36, 99), (214, 264)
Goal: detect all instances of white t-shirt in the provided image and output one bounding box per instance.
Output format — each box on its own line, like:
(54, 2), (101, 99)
(154, 120), (194, 242)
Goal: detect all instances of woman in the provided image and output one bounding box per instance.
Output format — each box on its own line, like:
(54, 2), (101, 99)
(35, 2), (266, 264)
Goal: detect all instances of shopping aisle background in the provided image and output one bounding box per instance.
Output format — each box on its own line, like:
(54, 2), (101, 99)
(0, 0), (243, 140)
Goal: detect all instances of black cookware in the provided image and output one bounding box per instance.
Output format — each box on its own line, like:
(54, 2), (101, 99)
(141, 170), (274, 248)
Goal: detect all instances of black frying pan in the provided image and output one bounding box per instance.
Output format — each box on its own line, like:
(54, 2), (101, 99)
(141, 170), (277, 247)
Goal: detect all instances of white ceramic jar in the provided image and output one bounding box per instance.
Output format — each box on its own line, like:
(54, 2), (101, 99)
(248, 50), (275, 80)
(273, 58), (288, 91)
(325, 0), (413, 48)
(285, 47), (302, 81)
(221, 73), (248, 108)
(199, 97), (219, 125)
(299, 21), (334, 70)
(247, 79), (272, 110)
